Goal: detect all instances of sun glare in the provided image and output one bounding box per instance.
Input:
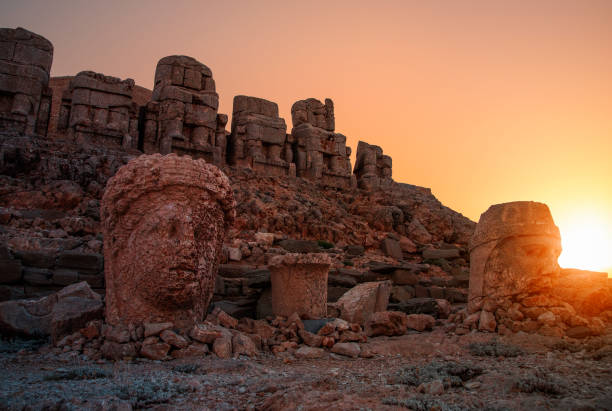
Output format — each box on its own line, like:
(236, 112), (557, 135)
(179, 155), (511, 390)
(557, 211), (612, 276)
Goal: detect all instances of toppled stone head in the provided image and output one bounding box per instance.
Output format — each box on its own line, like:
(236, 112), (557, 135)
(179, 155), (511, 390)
(468, 201), (562, 313)
(101, 154), (235, 329)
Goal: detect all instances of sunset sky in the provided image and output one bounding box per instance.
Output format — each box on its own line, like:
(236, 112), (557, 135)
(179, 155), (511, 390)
(2, 0), (611, 274)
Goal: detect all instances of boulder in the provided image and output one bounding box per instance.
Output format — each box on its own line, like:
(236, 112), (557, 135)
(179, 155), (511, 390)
(331, 342), (360, 358)
(336, 281), (391, 325)
(0, 281), (102, 339)
(366, 311), (408, 337)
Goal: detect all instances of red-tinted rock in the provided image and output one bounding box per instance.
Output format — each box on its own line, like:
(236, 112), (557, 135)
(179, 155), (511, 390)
(190, 322), (226, 343)
(140, 342), (170, 360)
(331, 342), (360, 358)
(405, 314), (435, 332)
(100, 341), (138, 360)
(232, 332), (258, 357)
(213, 336), (232, 358)
(143, 322), (173, 337)
(336, 281), (391, 325)
(171, 342), (209, 359)
(269, 253), (331, 318)
(366, 311), (408, 337)
(160, 329), (189, 349)
(295, 346), (326, 359)
(101, 154), (235, 330)
(0, 281), (102, 339)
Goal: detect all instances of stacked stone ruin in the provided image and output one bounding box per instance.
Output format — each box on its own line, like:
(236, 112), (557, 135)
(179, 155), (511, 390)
(57, 71), (139, 150)
(353, 141), (392, 190)
(0, 27), (53, 137)
(0, 27), (392, 189)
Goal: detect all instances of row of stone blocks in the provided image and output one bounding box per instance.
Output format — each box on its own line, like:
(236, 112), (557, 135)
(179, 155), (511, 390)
(0, 27), (392, 190)
(0, 246), (104, 299)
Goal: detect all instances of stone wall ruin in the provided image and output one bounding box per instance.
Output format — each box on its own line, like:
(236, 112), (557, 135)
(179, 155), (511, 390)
(228, 95), (294, 176)
(0, 27), (53, 137)
(56, 71), (139, 149)
(142, 55), (227, 165)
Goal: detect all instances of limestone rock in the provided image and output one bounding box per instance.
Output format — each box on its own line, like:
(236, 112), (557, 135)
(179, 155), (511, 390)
(101, 154), (235, 330)
(336, 281), (391, 325)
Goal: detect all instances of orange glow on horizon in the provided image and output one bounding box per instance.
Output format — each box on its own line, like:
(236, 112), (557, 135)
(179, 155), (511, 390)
(556, 207), (612, 277)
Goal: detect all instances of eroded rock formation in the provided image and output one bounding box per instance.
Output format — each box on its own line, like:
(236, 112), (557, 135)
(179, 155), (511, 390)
(57, 71), (139, 149)
(0, 27), (53, 137)
(143, 56), (227, 164)
(101, 154), (235, 330)
(465, 201), (612, 337)
(353, 141), (392, 190)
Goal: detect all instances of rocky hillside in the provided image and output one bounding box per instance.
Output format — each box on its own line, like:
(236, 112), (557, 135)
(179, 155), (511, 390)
(0, 133), (475, 318)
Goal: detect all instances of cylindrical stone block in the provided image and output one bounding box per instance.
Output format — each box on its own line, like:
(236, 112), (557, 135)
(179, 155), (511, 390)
(268, 253), (331, 319)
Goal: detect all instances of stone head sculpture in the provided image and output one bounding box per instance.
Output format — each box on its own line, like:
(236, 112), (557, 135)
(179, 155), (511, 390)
(101, 154), (235, 329)
(468, 201), (562, 313)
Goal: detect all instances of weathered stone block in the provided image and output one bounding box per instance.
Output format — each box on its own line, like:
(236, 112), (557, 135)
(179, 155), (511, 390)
(269, 253), (331, 318)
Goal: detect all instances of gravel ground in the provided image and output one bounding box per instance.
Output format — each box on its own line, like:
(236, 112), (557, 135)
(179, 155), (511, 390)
(1, 330), (610, 410)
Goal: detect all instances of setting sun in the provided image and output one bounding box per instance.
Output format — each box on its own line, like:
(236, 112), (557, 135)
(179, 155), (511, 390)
(557, 209), (612, 277)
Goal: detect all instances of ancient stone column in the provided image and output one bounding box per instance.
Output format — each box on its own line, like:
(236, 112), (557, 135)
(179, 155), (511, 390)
(268, 253), (331, 318)
(0, 27), (53, 137)
(101, 154), (235, 330)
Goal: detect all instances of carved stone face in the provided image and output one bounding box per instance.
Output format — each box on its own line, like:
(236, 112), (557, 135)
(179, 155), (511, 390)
(484, 235), (562, 297)
(122, 201), (200, 308)
(102, 154), (235, 329)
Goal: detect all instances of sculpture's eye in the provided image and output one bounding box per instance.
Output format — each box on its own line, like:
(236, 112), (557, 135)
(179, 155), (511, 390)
(522, 244), (547, 257)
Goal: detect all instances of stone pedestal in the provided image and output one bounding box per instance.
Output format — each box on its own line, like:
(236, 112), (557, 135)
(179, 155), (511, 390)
(101, 154), (235, 330)
(268, 253), (331, 318)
